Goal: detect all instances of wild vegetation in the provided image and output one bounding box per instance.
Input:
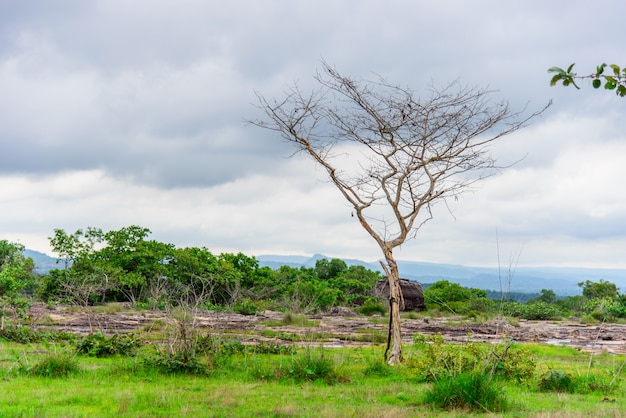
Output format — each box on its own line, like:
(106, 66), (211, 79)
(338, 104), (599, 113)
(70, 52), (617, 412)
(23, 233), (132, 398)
(1, 228), (626, 415)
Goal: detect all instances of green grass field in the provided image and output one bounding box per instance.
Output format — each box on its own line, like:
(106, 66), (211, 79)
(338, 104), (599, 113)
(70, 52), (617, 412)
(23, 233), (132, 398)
(0, 339), (624, 417)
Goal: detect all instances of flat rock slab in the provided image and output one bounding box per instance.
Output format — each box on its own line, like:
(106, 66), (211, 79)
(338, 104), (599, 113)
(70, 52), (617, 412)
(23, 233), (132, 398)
(25, 303), (626, 354)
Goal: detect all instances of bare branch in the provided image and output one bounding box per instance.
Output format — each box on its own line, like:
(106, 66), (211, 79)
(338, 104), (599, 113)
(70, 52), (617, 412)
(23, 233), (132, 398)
(251, 62), (549, 364)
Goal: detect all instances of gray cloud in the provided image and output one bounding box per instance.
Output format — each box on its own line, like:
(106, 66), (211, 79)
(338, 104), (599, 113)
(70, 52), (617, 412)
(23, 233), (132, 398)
(1, 0), (625, 268)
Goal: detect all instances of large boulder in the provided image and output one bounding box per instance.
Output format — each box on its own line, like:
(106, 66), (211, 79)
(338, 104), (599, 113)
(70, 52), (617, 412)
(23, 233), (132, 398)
(372, 278), (426, 311)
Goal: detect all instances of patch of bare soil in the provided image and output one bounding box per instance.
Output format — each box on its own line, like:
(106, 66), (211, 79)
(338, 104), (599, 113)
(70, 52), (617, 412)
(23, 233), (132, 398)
(25, 303), (626, 354)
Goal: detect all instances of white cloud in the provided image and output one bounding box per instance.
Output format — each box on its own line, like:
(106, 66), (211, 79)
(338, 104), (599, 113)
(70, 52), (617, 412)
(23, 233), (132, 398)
(1, 0), (625, 269)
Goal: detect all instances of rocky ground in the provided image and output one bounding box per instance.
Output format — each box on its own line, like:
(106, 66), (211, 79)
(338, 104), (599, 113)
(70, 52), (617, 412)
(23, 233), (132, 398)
(26, 303), (626, 354)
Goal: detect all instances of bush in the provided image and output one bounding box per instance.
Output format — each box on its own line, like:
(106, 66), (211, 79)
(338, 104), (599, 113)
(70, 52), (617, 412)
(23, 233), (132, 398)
(0, 325), (40, 344)
(287, 348), (339, 383)
(537, 369), (619, 394)
(0, 325), (76, 344)
(583, 298), (626, 322)
(252, 341), (296, 355)
(196, 334), (246, 357)
(359, 300), (386, 316)
(424, 372), (509, 413)
(503, 301), (562, 320)
(363, 358), (394, 377)
(537, 369), (576, 393)
(75, 332), (142, 357)
(23, 352), (80, 378)
(144, 350), (209, 375)
(409, 334), (536, 383)
(233, 298), (257, 315)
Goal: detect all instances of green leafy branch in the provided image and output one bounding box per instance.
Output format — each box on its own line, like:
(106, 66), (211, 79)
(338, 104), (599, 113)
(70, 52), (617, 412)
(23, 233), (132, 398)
(548, 63), (626, 97)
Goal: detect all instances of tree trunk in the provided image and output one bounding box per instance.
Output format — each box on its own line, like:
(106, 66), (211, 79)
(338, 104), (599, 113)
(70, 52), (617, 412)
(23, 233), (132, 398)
(381, 247), (403, 365)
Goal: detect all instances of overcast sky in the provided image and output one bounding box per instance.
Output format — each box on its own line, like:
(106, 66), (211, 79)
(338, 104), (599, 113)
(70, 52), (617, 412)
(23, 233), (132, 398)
(1, 0), (625, 268)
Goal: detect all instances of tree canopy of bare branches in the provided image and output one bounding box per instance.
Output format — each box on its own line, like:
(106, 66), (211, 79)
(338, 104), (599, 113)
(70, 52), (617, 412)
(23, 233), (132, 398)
(251, 62), (549, 364)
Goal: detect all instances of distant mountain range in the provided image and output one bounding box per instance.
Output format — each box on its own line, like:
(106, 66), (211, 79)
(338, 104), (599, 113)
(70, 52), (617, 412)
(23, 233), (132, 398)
(23, 250), (626, 296)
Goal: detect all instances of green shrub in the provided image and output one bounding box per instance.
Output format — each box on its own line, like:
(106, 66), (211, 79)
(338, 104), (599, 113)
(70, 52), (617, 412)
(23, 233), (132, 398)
(0, 325), (40, 344)
(24, 352), (80, 378)
(252, 341), (296, 355)
(0, 325), (76, 344)
(583, 298), (626, 322)
(144, 350), (209, 375)
(233, 298), (257, 315)
(363, 358), (394, 377)
(537, 369), (619, 394)
(196, 334), (246, 357)
(537, 369), (575, 392)
(409, 334), (536, 383)
(424, 372), (509, 413)
(359, 300), (386, 316)
(287, 348), (339, 383)
(75, 332), (142, 357)
(503, 301), (562, 320)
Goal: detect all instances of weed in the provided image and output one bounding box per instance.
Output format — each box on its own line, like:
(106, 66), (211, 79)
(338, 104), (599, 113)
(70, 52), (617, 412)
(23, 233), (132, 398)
(363, 357), (394, 377)
(75, 332), (142, 357)
(233, 298), (257, 315)
(409, 334), (536, 383)
(359, 300), (386, 316)
(252, 341), (296, 355)
(287, 348), (340, 383)
(424, 372), (509, 413)
(144, 349), (209, 375)
(537, 369), (576, 392)
(20, 351), (81, 378)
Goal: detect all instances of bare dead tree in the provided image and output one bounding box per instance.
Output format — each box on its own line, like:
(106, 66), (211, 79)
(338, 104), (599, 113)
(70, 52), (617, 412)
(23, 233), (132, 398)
(250, 62), (549, 364)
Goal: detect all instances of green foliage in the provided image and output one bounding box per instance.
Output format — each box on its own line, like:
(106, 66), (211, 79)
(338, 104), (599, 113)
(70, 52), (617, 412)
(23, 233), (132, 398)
(503, 301), (562, 320)
(287, 348), (340, 383)
(409, 334), (536, 383)
(529, 289), (557, 304)
(424, 372), (509, 413)
(0, 325), (75, 344)
(423, 280), (491, 314)
(582, 298), (626, 321)
(144, 350), (209, 375)
(0, 240), (36, 320)
(21, 352), (81, 378)
(363, 357), (394, 377)
(252, 341), (297, 355)
(549, 63), (626, 97)
(579, 279), (619, 300)
(233, 298), (258, 315)
(537, 369), (576, 393)
(359, 299), (387, 316)
(43, 227), (384, 314)
(74, 332), (142, 357)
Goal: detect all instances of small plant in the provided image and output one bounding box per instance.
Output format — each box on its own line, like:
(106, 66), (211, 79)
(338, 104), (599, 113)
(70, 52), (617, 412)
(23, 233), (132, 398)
(287, 348), (339, 383)
(75, 332), (142, 357)
(252, 341), (296, 355)
(359, 300), (386, 316)
(409, 334), (536, 383)
(196, 334), (246, 357)
(0, 325), (40, 344)
(536, 369), (619, 394)
(537, 369), (575, 393)
(233, 298), (257, 315)
(363, 357), (394, 377)
(503, 301), (562, 320)
(144, 349), (209, 375)
(0, 325), (75, 344)
(22, 352), (81, 378)
(424, 372), (509, 413)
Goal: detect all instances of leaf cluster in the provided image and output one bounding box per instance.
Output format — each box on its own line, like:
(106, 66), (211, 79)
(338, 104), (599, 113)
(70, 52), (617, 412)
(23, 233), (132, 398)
(549, 63), (626, 96)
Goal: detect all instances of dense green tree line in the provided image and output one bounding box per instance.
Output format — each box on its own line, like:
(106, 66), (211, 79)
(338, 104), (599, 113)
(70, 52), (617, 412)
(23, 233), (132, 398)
(37, 226), (383, 314)
(1, 225), (626, 323)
